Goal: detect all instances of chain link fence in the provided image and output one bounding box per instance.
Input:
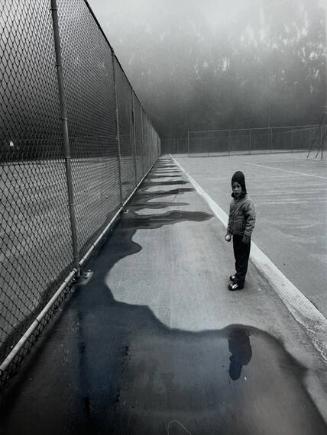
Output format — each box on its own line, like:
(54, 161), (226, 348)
(0, 0), (160, 378)
(162, 125), (325, 158)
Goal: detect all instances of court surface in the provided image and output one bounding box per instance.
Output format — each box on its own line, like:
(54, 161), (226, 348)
(1, 156), (327, 435)
(174, 152), (327, 318)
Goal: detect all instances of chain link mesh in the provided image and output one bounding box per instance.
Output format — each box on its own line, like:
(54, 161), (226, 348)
(160, 125), (322, 156)
(133, 93), (144, 183)
(57, 0), (122, 258)
(114, 57), (136, 201)
(0, 0), (73, 362)
(0, 0), (160, 372)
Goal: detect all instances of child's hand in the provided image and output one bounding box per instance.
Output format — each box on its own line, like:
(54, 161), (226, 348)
(225, 234), (231, 242)
(242, 235), (250, 244)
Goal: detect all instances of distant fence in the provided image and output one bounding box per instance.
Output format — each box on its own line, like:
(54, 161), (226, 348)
(0, 0), (160, 374)
(162, 125), (326, 157)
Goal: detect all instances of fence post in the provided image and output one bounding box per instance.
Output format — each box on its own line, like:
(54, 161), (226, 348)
(249, 129), (252, 155)
(228, 130), (231, 157)
(321, 125), (324, 160)
(131, 92), (138, 186)
(187, 129), (190, 155)
(140, 108), (145, 173)
(270, 127), (273, 152)
(112, 53), (123, 205)
(51, 0), (79, 275)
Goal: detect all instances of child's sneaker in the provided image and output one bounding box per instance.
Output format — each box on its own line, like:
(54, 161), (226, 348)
(228, 282), (244, 291)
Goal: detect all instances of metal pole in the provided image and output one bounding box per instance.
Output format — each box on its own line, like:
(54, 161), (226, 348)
(131, 92), (138, 186)
(112, 53), (123, 205)
(187, 129), (190, 155)
(323, 125), (325, 160)
(249, 129), (252, 155)
(140, 108), (145, 174)
(51, 0), (79, 275)
(321, 125), (324, 160)
(143, 112), (147, 170)
(228, 130), (231, 157)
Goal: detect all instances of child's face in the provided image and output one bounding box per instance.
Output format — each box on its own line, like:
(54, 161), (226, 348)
(232, 182), (242, 198)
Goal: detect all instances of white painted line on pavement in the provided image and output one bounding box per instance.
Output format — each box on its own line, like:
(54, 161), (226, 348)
(172, 155), (327, 362)
(245, 162), (327, 180)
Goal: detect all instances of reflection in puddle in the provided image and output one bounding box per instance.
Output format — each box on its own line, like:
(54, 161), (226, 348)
(228, 328), (252, 381)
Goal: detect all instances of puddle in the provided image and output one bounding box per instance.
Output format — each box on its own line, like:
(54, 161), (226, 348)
(108, 324), (327, 435)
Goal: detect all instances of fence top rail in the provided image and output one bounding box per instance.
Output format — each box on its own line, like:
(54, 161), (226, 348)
(189, 124), (320, 134)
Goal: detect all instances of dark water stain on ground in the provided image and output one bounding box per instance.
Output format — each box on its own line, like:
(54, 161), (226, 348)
(121, 210), (212, 230)
(0, 158), (326, 435)
(142, 180), (189, 187)
(135, 188), (195, 202)
(155, 168), (179, 171)
(151, 173), (183, 178)
(128, 202), (189, 210)
(154, 164), (178, 169)
(154, 168), (181, 171)
(148, 175), (183, 180)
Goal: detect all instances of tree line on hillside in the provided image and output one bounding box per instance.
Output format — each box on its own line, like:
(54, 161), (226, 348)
(109, 0), (326, 137)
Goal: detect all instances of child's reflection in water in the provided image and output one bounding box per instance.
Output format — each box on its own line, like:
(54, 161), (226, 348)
(228, 328), (252, 380)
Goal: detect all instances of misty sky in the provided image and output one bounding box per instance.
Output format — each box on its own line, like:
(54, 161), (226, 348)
(87, 0), (326, 70)
(88, 0), (249, 39)
(87, 0), (268, 71)
(87, 0), (326, 134)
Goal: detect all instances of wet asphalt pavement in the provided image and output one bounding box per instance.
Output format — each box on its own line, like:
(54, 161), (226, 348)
(0, 157), (327, 434)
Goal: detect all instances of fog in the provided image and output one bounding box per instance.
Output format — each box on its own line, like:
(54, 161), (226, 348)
(87, 0), (326, 137)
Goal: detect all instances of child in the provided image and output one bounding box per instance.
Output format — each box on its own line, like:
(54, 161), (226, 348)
(225, 171), (256, 291)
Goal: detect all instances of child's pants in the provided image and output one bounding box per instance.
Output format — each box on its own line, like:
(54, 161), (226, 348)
(233, 235), (251, 286)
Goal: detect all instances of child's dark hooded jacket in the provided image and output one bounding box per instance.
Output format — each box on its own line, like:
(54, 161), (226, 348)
(227, 171), (256, 238)
(227, 196), (256, 237)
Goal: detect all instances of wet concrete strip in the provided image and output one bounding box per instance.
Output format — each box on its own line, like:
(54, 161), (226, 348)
(110, 156), (327, 421)
(0, 156), (327, 434)
(1, 221), (326, 434)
